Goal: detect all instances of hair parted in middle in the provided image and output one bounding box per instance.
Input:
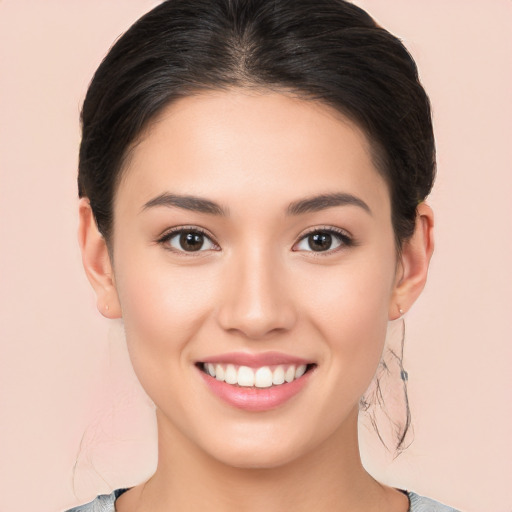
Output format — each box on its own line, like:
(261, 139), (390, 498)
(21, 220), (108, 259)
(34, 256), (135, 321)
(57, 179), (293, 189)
(78, 0), (435, 453)
(79, 0), (435, 248)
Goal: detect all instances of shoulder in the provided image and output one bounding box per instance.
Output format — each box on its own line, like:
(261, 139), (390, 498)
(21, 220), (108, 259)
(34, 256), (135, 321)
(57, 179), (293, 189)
(407, 491), (462, 512)
(64, 489), (129, 512)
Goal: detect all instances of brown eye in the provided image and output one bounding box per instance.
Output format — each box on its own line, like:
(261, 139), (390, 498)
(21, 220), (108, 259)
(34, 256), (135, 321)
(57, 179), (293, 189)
(163, 229), (217, 253)
(308, 232), (333, 251)
(179, 232), (205, 251)
(295, 228), (351, 253)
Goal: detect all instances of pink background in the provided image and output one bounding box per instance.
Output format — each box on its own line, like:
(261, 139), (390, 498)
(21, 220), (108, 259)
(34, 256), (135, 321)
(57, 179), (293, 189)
(0, 1), (510, 511)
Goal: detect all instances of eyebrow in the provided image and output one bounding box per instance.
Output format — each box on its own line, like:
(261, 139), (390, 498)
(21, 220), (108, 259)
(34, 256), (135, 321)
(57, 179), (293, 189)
(141, 191), (371, 216)
(286, 192), (372, 216)
(142, 193), (228, 215)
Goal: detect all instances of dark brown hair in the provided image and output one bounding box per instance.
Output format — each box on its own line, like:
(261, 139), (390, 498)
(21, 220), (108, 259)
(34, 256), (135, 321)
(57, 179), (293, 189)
(78, 0), (435, 248)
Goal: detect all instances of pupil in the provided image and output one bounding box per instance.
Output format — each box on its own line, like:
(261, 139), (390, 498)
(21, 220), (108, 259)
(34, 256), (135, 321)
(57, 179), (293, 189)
(180, 232), (203, 251)
(310, 232), (332, 251)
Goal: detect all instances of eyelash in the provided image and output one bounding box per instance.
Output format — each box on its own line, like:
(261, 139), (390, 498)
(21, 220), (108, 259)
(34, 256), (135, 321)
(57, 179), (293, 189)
(156, 225), (354, 256)
(295, 226), (354, 256)
(156, 226), (219, 256)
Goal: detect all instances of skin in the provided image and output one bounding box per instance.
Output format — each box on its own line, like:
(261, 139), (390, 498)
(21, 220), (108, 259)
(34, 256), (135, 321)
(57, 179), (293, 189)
(78, 89), (434, 512)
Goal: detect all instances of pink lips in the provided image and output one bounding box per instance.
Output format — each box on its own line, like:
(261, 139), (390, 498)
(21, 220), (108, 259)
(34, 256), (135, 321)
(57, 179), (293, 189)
(197, 351), (315, 412)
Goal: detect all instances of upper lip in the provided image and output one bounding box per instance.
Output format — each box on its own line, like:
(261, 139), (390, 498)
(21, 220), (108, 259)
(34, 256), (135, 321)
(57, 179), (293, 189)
(199, 351), (313, 367)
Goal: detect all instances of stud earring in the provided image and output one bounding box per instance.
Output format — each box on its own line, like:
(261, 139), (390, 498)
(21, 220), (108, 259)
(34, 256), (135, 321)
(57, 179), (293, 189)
(105, 304), (109, 311)
(399, 307), (404, 316)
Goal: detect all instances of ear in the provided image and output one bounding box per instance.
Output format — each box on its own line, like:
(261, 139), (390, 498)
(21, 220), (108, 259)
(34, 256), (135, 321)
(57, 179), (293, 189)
(78, 197), (122, 319)
(389, 202), (435, 320)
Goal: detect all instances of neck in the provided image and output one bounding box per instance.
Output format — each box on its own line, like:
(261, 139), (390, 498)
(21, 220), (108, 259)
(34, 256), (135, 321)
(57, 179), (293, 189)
(122, 406), (397, 512)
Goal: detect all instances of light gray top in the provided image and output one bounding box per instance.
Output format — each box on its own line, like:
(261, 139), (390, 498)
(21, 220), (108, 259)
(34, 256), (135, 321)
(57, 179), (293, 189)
(65, 488), (461, 511)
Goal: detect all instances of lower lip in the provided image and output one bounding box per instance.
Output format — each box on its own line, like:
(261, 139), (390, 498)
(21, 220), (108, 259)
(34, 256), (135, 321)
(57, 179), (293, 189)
(198, 367), (313, 412)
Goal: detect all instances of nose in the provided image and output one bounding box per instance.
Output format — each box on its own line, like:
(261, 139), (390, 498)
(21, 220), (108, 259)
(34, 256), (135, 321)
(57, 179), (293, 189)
(216, 247), (297, 340)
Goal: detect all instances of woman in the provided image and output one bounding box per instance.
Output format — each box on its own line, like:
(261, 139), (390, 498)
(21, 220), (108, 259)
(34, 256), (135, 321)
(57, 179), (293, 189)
(69, 0), (458, 510)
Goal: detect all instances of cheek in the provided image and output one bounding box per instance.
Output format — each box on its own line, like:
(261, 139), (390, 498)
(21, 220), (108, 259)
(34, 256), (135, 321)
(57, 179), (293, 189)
(300, 254), (395, 392)
(112, 251), (218, 380)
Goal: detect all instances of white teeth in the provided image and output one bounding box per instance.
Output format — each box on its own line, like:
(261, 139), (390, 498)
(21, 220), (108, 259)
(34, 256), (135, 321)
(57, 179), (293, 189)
(203, 362), (310, 387)
(272, 365), (285, 385)
(237, 366), (255, 387)
(285, 365), (296, 383)
(254, 367), (273, 388)
(215, 364), (225, 381)
(295, 364), (307, 378)
(225, 364), (238, 384)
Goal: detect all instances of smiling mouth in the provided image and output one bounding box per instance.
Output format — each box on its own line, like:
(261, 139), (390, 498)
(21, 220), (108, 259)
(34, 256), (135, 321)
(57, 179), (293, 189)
(197, 362), (316, 388)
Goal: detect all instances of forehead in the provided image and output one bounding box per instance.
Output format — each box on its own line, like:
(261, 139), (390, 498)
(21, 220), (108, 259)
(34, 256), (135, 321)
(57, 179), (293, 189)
(116, 89), (390, 217)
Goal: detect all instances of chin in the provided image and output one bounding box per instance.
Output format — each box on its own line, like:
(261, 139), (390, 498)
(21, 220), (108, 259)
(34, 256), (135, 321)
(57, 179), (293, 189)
(210, 442), (304, 470)
(195, 425), (317, 471)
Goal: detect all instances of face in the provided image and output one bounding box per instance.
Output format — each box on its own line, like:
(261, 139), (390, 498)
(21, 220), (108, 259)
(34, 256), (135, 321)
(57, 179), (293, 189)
(109, 89), (399, 468)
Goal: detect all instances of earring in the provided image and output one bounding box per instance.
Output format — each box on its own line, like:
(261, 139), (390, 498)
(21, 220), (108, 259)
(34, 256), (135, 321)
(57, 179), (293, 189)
(105, 304), (109, 311)
(398, 312), (408, 382)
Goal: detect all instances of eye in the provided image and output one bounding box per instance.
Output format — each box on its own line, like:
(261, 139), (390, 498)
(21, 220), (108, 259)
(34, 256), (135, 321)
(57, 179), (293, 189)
(294, 228), (352, 253)
(158, 227), (218, 253)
